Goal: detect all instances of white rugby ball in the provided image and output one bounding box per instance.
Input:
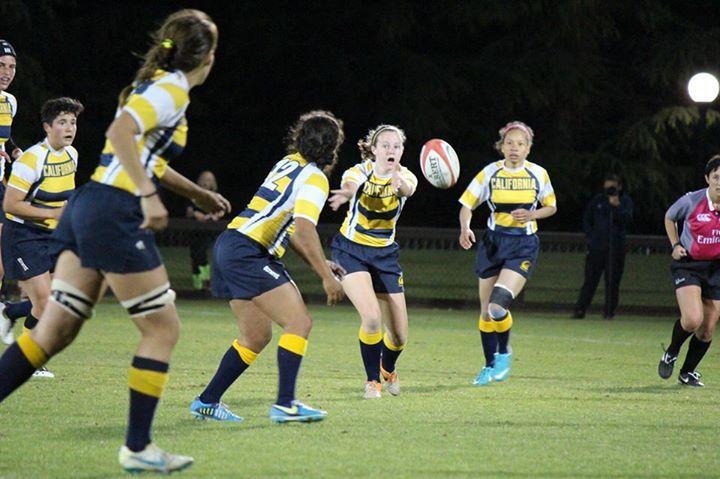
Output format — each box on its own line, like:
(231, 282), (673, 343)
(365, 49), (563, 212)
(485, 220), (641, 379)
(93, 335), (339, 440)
(419, 139), (460, 189)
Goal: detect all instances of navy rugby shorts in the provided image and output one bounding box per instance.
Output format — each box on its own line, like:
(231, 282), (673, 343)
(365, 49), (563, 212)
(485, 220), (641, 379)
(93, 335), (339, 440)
(2, 221), (57, 280)
(52, 181), (162, 273)
(331, 233), (404, 294)
(211, 230), (293, 300)
(475, 229), (539, 279)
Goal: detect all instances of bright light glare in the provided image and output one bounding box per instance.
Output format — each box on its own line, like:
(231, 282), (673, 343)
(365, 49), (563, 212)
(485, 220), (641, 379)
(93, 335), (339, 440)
(688, 72), (719, 103)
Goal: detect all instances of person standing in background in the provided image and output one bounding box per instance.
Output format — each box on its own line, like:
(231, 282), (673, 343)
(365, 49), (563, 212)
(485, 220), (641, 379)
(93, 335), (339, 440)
(186, 170), (220, 290)
(572, 173), (633, 320)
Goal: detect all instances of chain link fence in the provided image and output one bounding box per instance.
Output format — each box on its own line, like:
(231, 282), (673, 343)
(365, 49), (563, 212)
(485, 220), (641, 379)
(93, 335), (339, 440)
(158, 219), (677, 316)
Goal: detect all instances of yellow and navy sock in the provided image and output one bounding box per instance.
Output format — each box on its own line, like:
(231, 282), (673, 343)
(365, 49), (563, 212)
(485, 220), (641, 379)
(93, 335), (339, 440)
(5, 300), (31, 324)
(0, 333), (48, 400)
(495, 312), (513, 354)
(200, 340), (257, 404)
(359, 328), (383, 382)
(126, 356), (169, 452)
(276, 333), (307, 407)
(380, 334), (405, 374)
(478, 316), (497, 367)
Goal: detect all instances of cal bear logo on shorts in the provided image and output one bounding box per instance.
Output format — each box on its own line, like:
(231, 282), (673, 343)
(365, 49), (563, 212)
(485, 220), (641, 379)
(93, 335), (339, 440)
(398, 274), (404, 287)
(520, 260), (532, 272)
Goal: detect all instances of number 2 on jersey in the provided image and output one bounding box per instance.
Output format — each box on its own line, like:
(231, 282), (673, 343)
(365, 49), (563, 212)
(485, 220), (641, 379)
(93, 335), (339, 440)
(261, 159), (299, 192)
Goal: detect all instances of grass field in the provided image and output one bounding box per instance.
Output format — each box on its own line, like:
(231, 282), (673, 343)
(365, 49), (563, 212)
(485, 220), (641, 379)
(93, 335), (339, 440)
(161, 246), (677, 308)
(1, 299), (718, 478)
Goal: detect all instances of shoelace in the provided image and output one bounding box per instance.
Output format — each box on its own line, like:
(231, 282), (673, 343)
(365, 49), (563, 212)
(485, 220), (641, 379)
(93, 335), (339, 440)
(660, 344), (677, 363)
(687, 371), (702, 380)
(215, 403), (232, 419)
(662, 353), (677, 364)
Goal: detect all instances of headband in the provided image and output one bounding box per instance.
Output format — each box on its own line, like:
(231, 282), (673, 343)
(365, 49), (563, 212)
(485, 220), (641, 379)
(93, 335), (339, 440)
(499, 121), (534, 141)
(370, 125), (402, 145)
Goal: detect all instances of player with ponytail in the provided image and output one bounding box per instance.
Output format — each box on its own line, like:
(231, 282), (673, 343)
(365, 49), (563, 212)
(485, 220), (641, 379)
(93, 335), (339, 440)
(0, 9), (230, 474)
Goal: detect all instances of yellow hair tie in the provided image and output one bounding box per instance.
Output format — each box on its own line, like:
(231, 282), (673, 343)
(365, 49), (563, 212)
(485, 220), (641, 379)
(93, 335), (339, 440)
(161, 38), (175, 49)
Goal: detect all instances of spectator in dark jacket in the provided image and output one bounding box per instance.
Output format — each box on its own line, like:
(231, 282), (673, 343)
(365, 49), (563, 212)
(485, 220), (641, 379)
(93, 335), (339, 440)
(572, 173), (633, 320)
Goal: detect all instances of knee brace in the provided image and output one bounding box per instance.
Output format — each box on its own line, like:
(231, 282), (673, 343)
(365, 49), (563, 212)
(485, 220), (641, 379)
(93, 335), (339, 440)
(121, 283), (176, 318)
(50, 279), (95, 320)
(488, 284), (515, 320)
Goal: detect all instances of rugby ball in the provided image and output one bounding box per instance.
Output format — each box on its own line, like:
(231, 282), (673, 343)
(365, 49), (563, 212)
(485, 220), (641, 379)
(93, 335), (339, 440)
(419, 139), (460, 189)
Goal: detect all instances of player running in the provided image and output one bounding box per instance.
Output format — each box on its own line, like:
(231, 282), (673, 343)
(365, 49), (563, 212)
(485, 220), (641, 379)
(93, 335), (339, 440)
(458, 121), (556, 386)
(658, 155), (720, 387)
(0, 9), (229, 474)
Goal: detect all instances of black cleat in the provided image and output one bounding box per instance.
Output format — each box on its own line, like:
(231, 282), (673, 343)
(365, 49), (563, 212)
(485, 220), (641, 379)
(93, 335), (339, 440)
(678, 371), (704, 387)
(658, 346), (677, 380)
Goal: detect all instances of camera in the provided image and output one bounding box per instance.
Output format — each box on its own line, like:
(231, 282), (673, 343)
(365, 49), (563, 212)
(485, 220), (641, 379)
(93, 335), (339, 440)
(605, 186), (618, 196)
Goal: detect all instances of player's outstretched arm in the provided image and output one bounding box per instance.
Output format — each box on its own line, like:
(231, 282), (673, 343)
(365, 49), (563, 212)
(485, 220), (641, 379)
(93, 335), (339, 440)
(159, 165), (231, 217)
(290, 218), (344, 305)
(328, 182), (358, 211)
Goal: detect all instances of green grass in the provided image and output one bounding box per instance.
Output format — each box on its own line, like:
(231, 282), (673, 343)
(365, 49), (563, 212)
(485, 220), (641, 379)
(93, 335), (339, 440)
(0, 300), (718, 477)
(161, 246), (676, 307)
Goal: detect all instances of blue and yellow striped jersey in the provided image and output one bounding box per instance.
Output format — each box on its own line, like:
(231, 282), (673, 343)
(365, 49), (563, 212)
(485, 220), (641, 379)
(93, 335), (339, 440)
(339, 160), (418, 247)
(227, 153), (329, 258)
(459, 160), (555, 235)
(6, 139), (78, 230)
(90, 69), (189, 195)
(0, 91), (17, 180)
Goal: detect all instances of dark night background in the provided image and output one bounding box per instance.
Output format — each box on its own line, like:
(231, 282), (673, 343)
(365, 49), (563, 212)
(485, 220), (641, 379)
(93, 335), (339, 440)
(3, 0), (720, 233)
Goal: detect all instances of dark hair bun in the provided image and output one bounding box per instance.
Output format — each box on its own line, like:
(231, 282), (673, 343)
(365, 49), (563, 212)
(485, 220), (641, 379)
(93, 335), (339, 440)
(287, 111), (344, 169)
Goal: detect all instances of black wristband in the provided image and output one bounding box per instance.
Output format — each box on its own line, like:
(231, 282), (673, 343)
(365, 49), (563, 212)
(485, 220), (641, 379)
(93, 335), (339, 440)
(673, 242), (682, 249)
(141, 190), (158, 198)
(5, 137), (17, 155)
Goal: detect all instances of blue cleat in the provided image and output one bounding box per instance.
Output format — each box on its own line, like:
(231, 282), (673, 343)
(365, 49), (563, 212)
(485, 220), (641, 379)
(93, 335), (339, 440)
(189, 397), (243, 422)
(269, 400), (327, 423)
(493, 352), (512, 381)
(473, 366), (495, 386)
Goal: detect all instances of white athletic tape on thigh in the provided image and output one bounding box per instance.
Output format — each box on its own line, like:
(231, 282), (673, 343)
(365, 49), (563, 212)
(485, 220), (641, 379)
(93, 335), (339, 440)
(50, 279), (95, 319)
(121, 283), (176, 317)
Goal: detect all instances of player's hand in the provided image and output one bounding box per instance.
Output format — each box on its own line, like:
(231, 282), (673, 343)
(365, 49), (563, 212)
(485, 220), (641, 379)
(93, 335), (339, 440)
(193, 189), (231, 217)
(391, 162), (407, 193)
(140, 194), (169, 231)
(11, 148), (22, 160)
(608, 195), (620, 207)
(326, 260), (347, 281)
(459, 228), (475, 250)
(0, 150), (10, 163)
(328, 188), (352, 211)
(672, 244), (688, 260)
(51, 203), (66, 220)
(511, 208), (534, 223)
(323, 276), (345, 306)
